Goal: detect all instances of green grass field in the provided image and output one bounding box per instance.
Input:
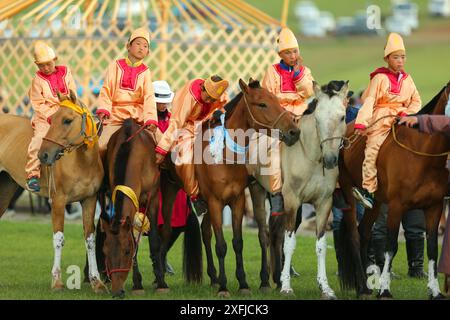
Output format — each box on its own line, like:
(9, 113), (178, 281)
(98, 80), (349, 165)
(0, 219), (444, 300)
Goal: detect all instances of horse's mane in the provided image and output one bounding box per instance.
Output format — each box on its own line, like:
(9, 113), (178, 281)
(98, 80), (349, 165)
(416, 85), (447, 115)
(112, 119), (134, 230)
(303, 80), (348, 116)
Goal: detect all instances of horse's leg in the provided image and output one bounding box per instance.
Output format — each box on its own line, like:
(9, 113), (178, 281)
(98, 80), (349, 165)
(279, 190), (300, 295)
(358, 202), (382, 273)
(81, 195), (107, 293)
(314, 198), (337, 300)
(148, 190), (168, 292)
(131, 247), (145, 295)
(377, 201), (403, 299)
(230, 194), (250, 294)
(0, 172), (19, 219)
(424, 204), (445, 299)
(209, 198), (229, 297)
(269, 214), (285, 289)
(248, 181), (271, 292)
(50, 195), (67, 290)
(201, 213), (218, 286)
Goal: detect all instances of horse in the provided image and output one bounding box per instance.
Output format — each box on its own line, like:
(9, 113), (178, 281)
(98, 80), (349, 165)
(248, 80), (349, 299)
(0, 90), (107, 292)
(195, 78), (300, 297)
(98, 118), (202, 298)
(337, 81), (450, 299)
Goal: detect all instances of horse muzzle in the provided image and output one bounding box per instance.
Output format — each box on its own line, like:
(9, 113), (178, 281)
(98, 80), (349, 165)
(281, 128), (300, 146)
(112, 289), (126, 299)
(323, 153), (339, 169)
(38, 149), (62, 165)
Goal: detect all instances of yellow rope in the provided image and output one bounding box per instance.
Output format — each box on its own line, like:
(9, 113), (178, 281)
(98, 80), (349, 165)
(112, 185), (150, 233)
(391, 123), (450, 157)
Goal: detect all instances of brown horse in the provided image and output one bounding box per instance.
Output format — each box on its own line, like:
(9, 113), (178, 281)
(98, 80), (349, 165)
(195, 79), (300, 297)
(99, 118), (202, 298)
(338, 82), (450, 299)
(0, 90), (107, 292)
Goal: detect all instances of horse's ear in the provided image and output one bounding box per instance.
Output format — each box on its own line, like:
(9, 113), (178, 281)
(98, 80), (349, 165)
(69, 89), (77, 104)
(57, 91), (65, 102)
(313, 81), (322, 97)
(248, 77), (255, 84)
(100, 217), (111, 234)
(338, 81), (350, 100)
(239, 79), (249, 94)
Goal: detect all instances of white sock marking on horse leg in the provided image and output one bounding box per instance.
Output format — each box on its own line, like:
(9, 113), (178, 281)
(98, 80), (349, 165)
(379, 252), (391, 293)
(428, 260), (441, 297)
(52, 231), (65, 280)
(280, 231), (296, 293)
(316, 235), (335, 298)
(85, 233), (101, 281)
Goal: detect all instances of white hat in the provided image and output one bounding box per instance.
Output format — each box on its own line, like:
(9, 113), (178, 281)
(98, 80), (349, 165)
(153, 80), (174, 103)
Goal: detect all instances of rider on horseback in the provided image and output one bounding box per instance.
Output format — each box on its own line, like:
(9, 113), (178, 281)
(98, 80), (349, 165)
(154, 76), (229, 216)
(96, 27), (158, 157)
(352, 33), (422, 209)
(260, 27), (315, 216)
(27, 41), (77, 192)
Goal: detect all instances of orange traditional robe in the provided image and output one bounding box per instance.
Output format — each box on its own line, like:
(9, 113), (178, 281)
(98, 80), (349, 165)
(97, 58), (158, 153)
(26, 65), (77, 178)
(355, 67), (421, 193)
(155, 79), (227, 197)
(258, 61), (314, 193)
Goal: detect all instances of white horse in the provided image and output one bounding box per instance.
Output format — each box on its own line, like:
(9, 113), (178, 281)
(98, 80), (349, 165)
(248, 81), (348, 299)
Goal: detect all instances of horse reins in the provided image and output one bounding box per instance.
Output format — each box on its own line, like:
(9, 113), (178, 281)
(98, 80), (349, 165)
(105, 186), (152, 278)
(242, 93), (290, 130)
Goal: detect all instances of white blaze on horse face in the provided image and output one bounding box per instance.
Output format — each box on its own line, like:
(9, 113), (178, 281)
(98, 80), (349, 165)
(85, 233), (101, 281)
(379, 252), (392, 293)
(52, 231), (65, 279)
(280, 230), (296, 293)
(428, 260), (441, 297)
(316, 235), (336, 298)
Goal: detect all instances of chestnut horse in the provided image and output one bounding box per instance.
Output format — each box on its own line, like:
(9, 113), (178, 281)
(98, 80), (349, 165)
(99, 119), (201, 298)
(338, 81), (450, 299)
(0, 91), (106, 292)
(195, 79), (300, 297)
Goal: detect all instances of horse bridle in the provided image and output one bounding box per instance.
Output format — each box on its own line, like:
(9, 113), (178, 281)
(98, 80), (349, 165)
(242, 93), (290, 131)
(42, 109), (97, 155)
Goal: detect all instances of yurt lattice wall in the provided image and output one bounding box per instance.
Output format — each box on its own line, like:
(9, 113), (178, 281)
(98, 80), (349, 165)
(0, 0), (281, 116)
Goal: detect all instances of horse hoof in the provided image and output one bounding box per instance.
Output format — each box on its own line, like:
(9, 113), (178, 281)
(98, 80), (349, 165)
(280, 288), (295, 296)
(430, 293), (446, 300)
(217, 291), (231, 298)
(210, 282), (220, 289)
(359, 293), (373, 300)
(132, 289), (145, 296)
(91, 280), (109, 294)
(156, 287), (170, 294)
(377, 290), (393, 300)
(51, 279), (64, 291)
(259, 286), (272, 294)
(239, 288), (251, 296)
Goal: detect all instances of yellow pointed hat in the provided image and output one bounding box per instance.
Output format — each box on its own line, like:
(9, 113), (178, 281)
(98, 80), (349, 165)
(204, 76), (229, 100)
(277, 27), (299, 53)
(128, 27), (150, 45)
(34, 41), (56, 64)
(384, 32), (405, 57)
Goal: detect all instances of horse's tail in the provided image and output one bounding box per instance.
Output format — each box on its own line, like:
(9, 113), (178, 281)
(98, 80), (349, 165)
(337, 208), (367, 294)
(183, 212), (203, 283)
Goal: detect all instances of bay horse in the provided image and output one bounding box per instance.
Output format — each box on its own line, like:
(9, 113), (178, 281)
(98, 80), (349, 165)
(248, 81), (349, 299)
(99, 118), (202, 298)
(0, 90), (106, 292)
(195, 79), (300, 297)
(338, 81), (450, 299)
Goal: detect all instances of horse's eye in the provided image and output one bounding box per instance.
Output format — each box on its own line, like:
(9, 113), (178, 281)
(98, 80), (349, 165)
(63, 118), (73, 125)
(258, 103), (267, 108)
(124, 249), (131, 256)
(341, 116), (345, 122)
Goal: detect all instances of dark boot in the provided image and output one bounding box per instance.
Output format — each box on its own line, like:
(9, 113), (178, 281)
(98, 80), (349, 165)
(372, 237), (386, 272)
(190, 197), (208, 216)
(406, 237), (427, 278)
